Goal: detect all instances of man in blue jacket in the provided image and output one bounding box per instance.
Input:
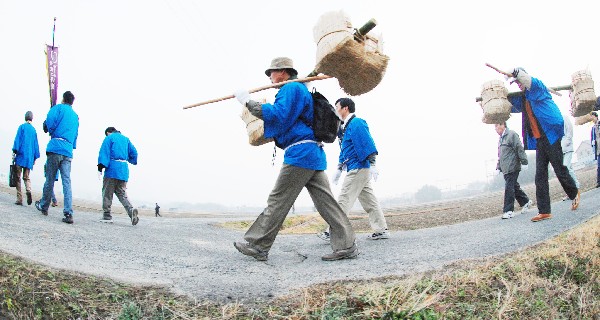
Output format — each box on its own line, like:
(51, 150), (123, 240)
(318, 98), (389, 241)
(97, 127), (139, 225)
(491, 66), (579, 222)
(35, 91), (79, 224)
(232, 57), (357, 261)
(12, 111), (40, 206)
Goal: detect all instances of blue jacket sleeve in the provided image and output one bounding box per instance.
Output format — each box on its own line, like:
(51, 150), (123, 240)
(128, 140), (138, 165)
(351, 119), (378, 162)
(98, 136), (111, 167)
(262, 83), (308, 139)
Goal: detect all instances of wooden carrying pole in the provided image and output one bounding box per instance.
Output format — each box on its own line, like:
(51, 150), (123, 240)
(183, 75), (332, 109)
(475, 85), (572, 102)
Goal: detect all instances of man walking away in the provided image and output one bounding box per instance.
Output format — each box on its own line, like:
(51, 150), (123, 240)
(12, 111), (40, 206)
(155, 203), (161, 217)
(591, 112), (600, 188)
(35, 91), (79, 224)
(97, 127), (139, 225)
(561, 113), (579, 200)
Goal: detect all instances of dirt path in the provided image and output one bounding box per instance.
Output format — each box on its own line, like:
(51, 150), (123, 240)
(0, 167), (598, 303)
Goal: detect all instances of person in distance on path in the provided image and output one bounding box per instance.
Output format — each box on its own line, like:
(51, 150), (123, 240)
(12, 111), (40, 206)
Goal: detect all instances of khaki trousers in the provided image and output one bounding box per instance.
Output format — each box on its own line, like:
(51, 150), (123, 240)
(15, 165), (31, 203)
(338, 168), (388, 232)
(102, 177), (133, 215)
(244, 164), (355, 251)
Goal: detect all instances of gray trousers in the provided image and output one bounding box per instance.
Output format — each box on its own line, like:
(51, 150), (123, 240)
(244, 164), (356, 252)
(102, 177), (133, 216)
(338, 168), (388, 231)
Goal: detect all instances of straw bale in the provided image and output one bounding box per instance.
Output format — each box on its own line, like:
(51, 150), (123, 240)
(574, 113), (594, 126)
(240, 105), (273, 146)
(480, 80), (512, 124)
(313, 10), (389, 96)
(570, 70), (596, 117)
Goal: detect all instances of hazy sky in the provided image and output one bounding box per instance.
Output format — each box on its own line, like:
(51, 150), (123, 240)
(1, 0), (598, 209)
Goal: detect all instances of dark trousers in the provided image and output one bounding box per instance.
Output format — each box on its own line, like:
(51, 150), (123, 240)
(535, 137), (578, 213)
(503, 171), (529, 213)
(597, 159), (600, 186)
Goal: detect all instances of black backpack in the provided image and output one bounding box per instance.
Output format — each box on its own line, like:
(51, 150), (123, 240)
(311, 88), (340, 143)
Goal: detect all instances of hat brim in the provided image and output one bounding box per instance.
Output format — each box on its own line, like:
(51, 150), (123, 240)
(265, 68), (298, 77)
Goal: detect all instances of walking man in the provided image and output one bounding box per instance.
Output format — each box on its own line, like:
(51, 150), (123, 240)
(98, 127), (139, 225)
(232, 57), (357, 261)
(318, 97), (389, 241)
(12, 111), (40, 206)
(495, 122), (532, 219)
(35, 91), (79, 224)
(155, 203), (161, 217)
(489, 66), (579, 222)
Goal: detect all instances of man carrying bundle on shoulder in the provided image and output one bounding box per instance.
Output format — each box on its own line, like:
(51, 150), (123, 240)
(232, 57), (358, 261)
(488, 65), (580, 222)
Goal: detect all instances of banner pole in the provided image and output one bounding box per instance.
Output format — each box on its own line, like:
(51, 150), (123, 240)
(52, 17), (56, 48)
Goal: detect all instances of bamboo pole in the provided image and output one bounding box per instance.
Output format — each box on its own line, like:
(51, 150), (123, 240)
(183, 75), (333, 109)
(475, 85), (572, 102)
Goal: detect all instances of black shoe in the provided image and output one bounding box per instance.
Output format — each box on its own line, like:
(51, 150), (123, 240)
(130, 208), (139, 226)
(62, 214), (73, 224)
(35, 200), (48, 216)
(14, 201), (23, 206)
(233, 241), (268, 261)
(26, 192), (32, 205)
(100, 214), (113, 223)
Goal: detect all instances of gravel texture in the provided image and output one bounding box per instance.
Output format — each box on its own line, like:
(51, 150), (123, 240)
(0, 174), (598, 303)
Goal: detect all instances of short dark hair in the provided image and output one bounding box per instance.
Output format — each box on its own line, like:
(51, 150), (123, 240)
(25, 111), (33, 121)
(335, 98), (355, 113)
(105, 127), (118, 136)
(63, 91), (75, 105)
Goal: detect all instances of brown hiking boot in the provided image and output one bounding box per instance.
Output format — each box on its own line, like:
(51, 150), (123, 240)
(571, 190), (580, 210)
(321, 244), (359, 261)
(531, 213), (552, 222)
(233, 241), (268, 261)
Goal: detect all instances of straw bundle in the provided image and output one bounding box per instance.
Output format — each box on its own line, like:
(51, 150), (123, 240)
(240, 100), (273, 146)
(480, 80), (512, 124)
(574, 113), (594, 126)
(570, 70), (596, 117)
(313, 11), (389, 96)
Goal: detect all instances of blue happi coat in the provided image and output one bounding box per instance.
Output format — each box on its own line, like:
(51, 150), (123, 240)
(12, 122), (40, 169)
(508, 77), (564, 150)
(98, 132), (138, 181)
(262, 82), (327, 170)
(339, 116), (378, 171)
(45, 103), (79, 158)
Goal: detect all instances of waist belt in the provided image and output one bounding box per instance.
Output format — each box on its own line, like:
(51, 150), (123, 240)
(112, 159), (127, 163)
(52, 137), (67, 142)
(284, 140), (322, 151)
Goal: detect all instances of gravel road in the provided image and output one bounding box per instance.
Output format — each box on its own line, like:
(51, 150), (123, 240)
(0, 185), (598, 303)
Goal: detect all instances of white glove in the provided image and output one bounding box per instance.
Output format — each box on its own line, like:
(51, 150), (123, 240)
(12, 153), (16, 160)
(369, 166), (379, 182)
(332, 169), (342, 185)
(97, 171), (103, 180)
(234, 89), (251, 105)
(521, 164), (528, 171)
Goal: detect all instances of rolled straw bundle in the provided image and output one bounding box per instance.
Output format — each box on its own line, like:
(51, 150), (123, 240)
(313, 11), (389, 96)
(574, 113), (594, 126)
(570, 70), (596, 117)
(480, 80), (512, 124)
(240, 99), (273, 146)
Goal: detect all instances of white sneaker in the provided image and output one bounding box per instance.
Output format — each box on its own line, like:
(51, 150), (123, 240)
(366, 229), (390, 240)
(521, 200), (533, 214)
(502, 211), (514, 219)
(317, 231), (330, 242)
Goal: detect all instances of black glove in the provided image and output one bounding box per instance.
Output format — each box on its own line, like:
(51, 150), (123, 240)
(97, 164), (105, 172)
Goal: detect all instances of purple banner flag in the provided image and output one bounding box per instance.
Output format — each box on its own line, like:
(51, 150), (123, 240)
(46, 45), (59, 107)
